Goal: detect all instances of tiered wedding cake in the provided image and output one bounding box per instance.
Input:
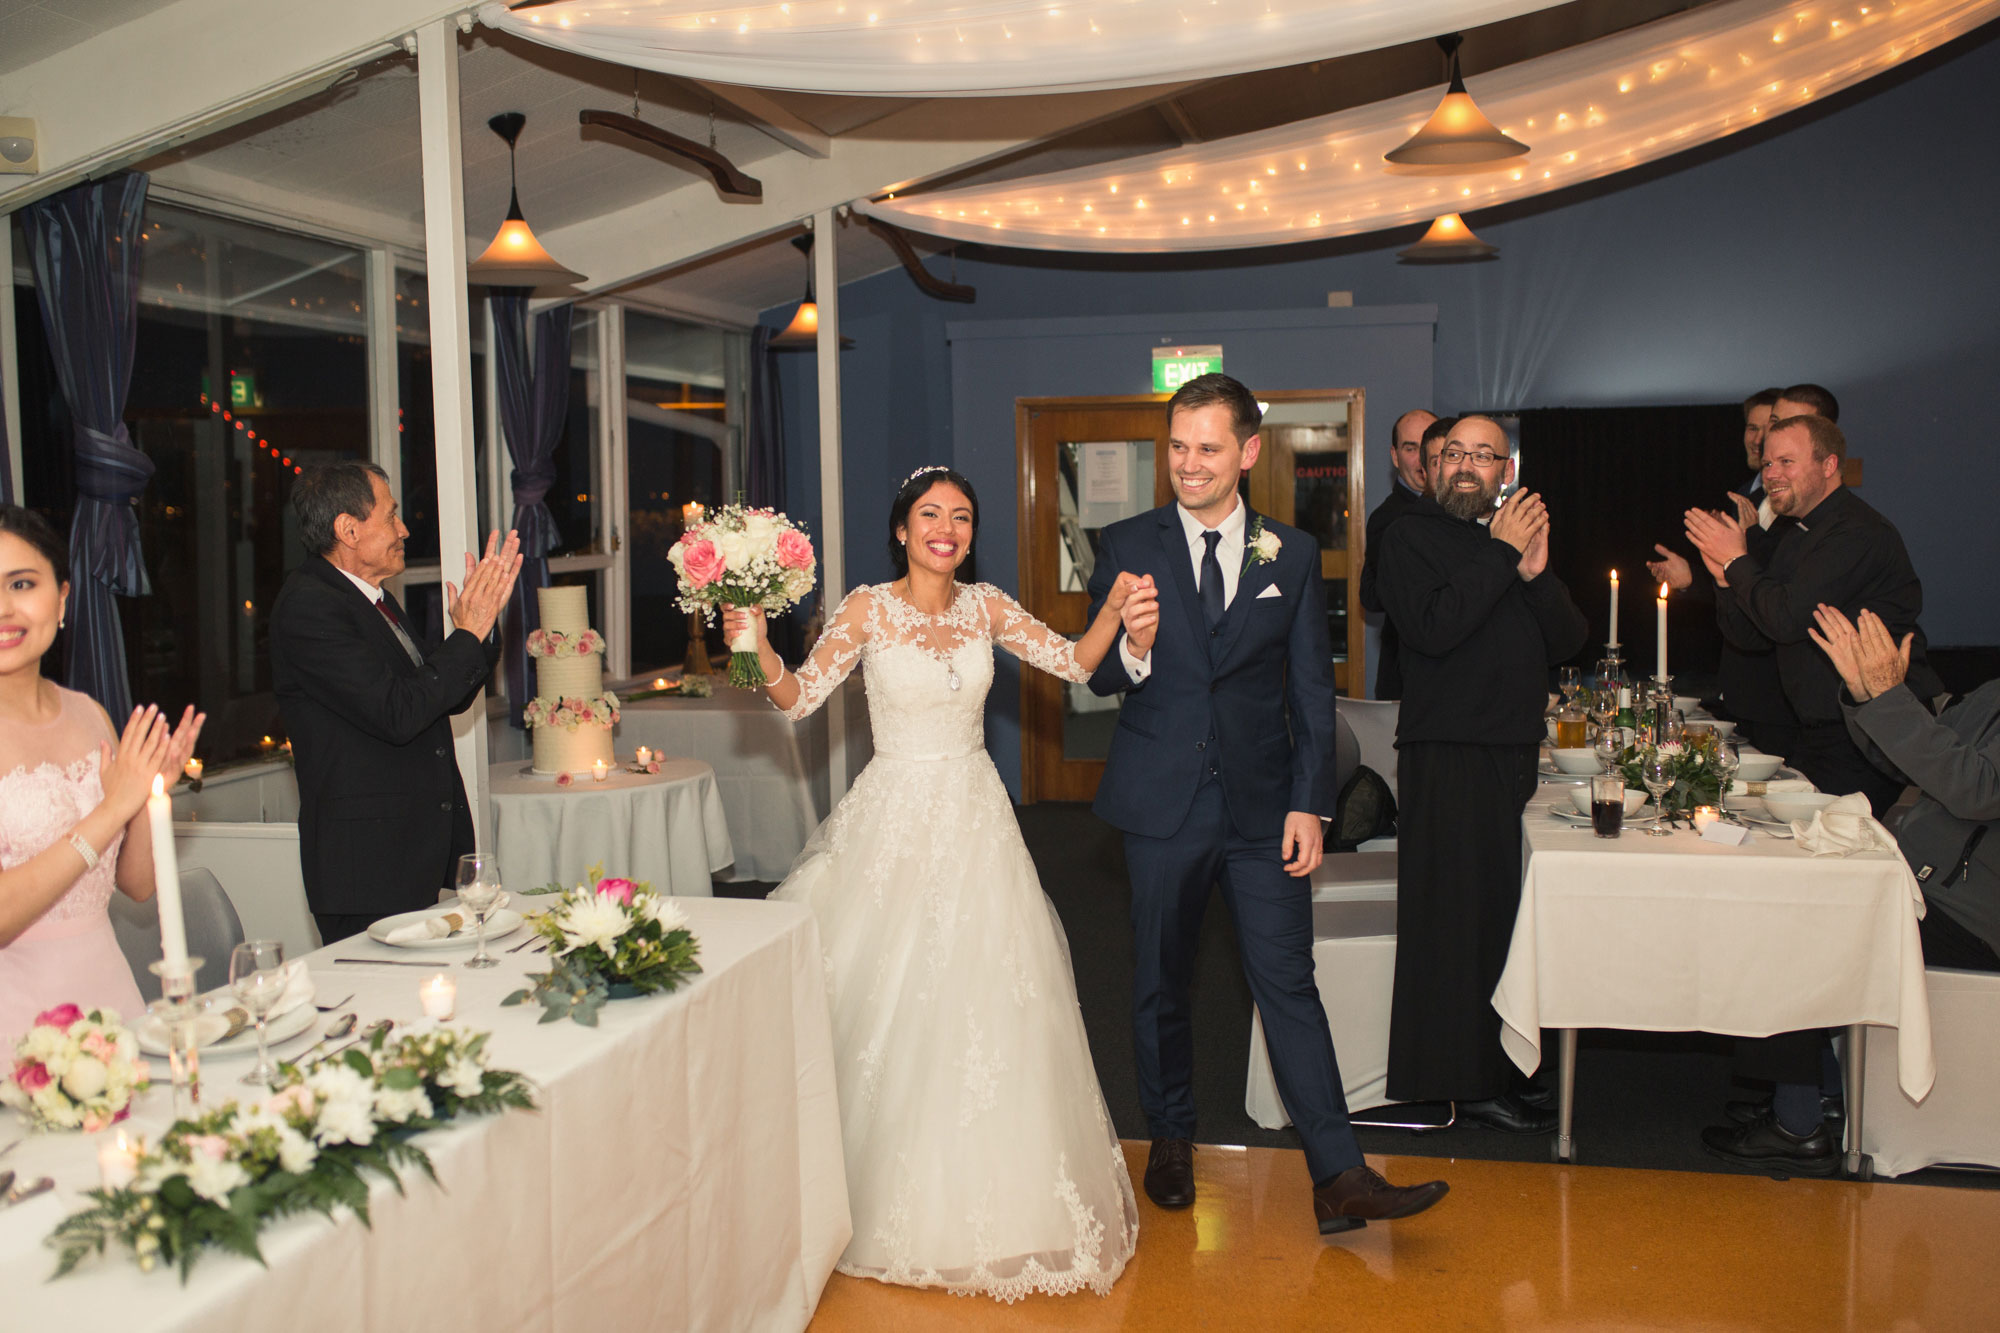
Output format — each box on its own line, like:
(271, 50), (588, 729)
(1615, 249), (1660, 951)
(525, 585), (620, 775)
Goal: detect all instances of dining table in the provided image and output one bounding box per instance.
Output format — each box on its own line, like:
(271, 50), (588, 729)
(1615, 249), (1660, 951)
(0, 896), (851, 1332)
(488, 757), (733, 897)
(1492, 756), (1935, 1177)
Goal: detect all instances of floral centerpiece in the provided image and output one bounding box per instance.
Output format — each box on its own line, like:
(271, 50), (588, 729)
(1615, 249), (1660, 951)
(1617, 736), (1723, 818)
(47, 1025), (534, 1281)
(1, 1005), (150, 1132)
(504, 867), (701, 1026)
(668, 504), (817, 689)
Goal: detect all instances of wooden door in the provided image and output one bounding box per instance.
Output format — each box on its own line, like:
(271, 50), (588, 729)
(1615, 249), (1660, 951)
(1016, 397), (1173, 803)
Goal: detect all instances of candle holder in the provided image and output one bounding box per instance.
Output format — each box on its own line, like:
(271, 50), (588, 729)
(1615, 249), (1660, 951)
(683, 611), (715, 676)
(147, 955), (206, 1119)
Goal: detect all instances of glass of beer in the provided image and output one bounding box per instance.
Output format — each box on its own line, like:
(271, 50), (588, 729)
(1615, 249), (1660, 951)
(1591, 773), (1626, 838)
(1554, 706), (1589, 751)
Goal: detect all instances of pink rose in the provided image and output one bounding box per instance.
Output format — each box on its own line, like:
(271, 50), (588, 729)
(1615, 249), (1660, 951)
(265, 1084), (316, 1118)
(679, 538), (724, 588)
(595, 877), (636, 905)
(82, 1031), (116, 1061)
(645, 760), (660, 775)
(35, 1003), (82, 1031)
(776, 529), (815, 570)
(555, 771), (573, 787)
(188, 1134), (230, 1161)
(14, 1060), (50, 1093)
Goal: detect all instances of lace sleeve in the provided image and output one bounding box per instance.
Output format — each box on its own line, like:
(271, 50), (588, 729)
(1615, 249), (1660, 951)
(979, 584), (1091, 684)
(779, 587), (873, 721)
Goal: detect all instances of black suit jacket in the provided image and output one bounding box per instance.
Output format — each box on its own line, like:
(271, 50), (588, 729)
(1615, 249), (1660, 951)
(1360, 480), (1424, 700)
(271, 556), (500, 917)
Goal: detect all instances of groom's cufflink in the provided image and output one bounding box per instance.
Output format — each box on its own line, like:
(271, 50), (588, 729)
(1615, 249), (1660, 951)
(1256, 585), (1283, 600)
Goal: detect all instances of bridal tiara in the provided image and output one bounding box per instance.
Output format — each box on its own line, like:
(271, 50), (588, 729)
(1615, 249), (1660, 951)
(901, 464), (952, 489)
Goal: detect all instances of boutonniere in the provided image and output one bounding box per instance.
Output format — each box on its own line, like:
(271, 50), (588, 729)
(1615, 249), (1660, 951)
(1244, 517), (1282, 569)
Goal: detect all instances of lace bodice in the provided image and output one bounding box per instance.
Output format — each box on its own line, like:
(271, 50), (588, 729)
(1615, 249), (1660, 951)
(0, 686), (126, 931)
(780, 583), (1089, 759)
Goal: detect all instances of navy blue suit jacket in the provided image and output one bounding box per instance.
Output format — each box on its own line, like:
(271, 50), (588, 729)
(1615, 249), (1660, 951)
(1086, 504), (1339, 841)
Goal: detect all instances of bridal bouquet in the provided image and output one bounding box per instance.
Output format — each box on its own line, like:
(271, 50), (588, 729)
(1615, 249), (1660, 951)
(47, 1025), (534, 1281)
(503, 867), (702, 1026)
(1, 1004), (150, 1133)
(668, 504), (817, 689)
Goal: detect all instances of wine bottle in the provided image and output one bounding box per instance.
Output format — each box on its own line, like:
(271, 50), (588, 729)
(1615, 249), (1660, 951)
(1615, 687), (1636, 749)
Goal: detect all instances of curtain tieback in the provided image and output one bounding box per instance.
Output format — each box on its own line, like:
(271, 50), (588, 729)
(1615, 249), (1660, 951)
(73, 424), (155, 502)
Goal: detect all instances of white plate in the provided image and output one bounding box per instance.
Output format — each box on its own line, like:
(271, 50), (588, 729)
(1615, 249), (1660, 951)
(368, 906), (524, 950)
(137, 998), (318, 1059)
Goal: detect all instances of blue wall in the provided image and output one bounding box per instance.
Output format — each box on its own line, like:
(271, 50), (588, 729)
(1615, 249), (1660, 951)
(771, 25), (2000, 789)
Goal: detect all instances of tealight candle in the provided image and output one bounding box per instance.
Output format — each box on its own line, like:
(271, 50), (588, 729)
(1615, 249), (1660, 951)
(183, 757), (203, 782)
(420, 973), (456, 1021)
(653, 677), (668, 691)
(98, 1129), (140, 1190)
(635, 746), (653, 766)
(592, 759), (609, 782)
(1692, 806), (1720, 832)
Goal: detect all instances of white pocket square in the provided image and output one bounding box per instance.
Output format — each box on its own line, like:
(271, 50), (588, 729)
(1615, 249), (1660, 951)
(1255, 585), (1283, 600)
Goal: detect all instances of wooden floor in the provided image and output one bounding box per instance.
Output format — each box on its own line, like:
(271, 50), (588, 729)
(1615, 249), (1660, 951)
(807, 1141), (1999, 1331)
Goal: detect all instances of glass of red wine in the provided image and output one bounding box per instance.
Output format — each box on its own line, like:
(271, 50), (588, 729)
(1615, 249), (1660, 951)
(1591, 773), (1626, 838)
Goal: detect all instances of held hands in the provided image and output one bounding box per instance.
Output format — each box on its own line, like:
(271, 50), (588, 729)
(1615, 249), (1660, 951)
(1489, 490), (1547, 563)
(447, 529), (524, 639)
(1281, 811), (1324, 878)
(1807, 605), (1912, 702)
(1114, 573), (1159, 659)
(1646, 545), (1694, 593)
(99, 706), (174, 823)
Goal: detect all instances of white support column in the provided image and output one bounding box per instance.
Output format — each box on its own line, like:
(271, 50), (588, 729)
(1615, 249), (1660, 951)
(364, 248), (402, 597)
(415, 17), (490, 848)
(599, 302), (632, 682)
(812, 209), (848, 804)
(0, 223), (22, 504)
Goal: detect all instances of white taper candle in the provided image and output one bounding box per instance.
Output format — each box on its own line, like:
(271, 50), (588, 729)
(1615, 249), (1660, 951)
(148, 775), (189, 971)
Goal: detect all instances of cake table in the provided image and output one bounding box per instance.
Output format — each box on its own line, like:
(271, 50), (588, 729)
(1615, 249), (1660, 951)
(487, 758), (734, 897)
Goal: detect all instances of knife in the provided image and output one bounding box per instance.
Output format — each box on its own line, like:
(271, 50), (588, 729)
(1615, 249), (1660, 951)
(333, 957), (447, 968)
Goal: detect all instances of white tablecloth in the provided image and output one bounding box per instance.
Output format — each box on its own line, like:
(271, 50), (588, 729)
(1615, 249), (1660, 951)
(1492, 793), (1936, 1100)
(0, 896), (851, 1332)
(489, 758), (733, 897)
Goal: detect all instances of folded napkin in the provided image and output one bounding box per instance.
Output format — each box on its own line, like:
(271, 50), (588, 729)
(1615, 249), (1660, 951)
(1729, 778), (1816, 796)
(382, 894), (509, 945)
(1795, 792), (1899, 856)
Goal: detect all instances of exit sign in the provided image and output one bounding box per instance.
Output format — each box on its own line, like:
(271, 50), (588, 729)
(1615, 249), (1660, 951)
(1152, 344), (1222, 393)
(229, 371), (257, 407)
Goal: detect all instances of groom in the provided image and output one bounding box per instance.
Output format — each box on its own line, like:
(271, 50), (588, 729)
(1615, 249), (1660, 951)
(1086, 374), (1448, 1235)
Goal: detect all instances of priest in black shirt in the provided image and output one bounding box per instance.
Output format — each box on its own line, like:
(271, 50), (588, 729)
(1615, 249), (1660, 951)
(1686, 414), (1943, 815)
(1358, 408), (1438, 700)
(1376, 415), (1590, 1131)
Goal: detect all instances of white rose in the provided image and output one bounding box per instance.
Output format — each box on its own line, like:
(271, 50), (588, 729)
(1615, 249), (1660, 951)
(442, 1059), (486, 1099)
(372, 1084), (433, 1124)
(713, 529), (753, 572)
(1253, 529), (1282, 559)
(186, 1152), (249, 1202)
(276, 1126), (318, 1174)
(60, 1054), (108, 1101)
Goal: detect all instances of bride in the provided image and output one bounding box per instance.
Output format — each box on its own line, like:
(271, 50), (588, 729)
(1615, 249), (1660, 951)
(724, 466), (1142, 1302)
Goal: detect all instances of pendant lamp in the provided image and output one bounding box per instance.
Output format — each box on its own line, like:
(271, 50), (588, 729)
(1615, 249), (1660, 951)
(468, 112), (586, 289)
(771, 234), (854, 349)
(1398, 213), (1497, 262)
(1384, 36), (1529, 168)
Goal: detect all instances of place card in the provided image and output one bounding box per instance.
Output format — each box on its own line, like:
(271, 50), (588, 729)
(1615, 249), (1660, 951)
(1700, 821), (1752, 846)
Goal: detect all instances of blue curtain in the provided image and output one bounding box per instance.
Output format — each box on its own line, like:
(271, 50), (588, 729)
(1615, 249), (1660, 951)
(491, 292), (573, 725)
(745, 325), (785, 509)
(22, 174), (153, 718)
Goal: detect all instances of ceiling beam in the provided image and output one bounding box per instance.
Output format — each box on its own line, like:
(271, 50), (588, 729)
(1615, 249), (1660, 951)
(536, 85), (1175, 297)
(0, 0), (464, 215)
(693, 82), (833, 160)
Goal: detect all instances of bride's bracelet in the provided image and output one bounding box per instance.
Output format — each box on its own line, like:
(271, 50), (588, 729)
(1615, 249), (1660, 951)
(767, 659), (788, 689)
(68, 830), (101, 871)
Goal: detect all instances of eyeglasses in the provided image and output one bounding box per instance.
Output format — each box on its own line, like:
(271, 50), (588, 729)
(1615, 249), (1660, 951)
(1439, 446), (1505, 467)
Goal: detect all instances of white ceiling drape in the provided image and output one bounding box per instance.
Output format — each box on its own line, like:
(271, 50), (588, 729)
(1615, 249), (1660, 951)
(854, 0), (1999, 251)
(476, 0), (1567, 96)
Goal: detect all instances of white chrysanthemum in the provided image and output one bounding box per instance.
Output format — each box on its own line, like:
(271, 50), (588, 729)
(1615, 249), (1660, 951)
(640, 894), (689, 934)
(373, 1083), (433, 1124)
(186, 1152), (249, 1203)
(275, 1126), (318, 1174)
(558, 894), (631, 954)
(306, 1064), (379, 1146)
(442, 1059), (485, 1098)
(1655, 742), (1685, 758)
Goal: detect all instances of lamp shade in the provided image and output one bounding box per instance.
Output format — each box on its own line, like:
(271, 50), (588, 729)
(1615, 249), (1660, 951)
(770, 299), (820, 346)
(1384, 66), (1529, 166)
(1398, 213), (1497, 262)
(468, 196), (586, 288)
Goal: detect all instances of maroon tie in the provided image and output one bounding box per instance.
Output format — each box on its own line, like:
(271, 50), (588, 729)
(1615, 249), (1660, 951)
(375, 598), (401, 626)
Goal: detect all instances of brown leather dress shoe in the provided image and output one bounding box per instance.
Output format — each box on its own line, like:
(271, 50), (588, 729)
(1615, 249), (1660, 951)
(1312, 1165), (1450, 1236)
(1144, 1137), (1196, 1209)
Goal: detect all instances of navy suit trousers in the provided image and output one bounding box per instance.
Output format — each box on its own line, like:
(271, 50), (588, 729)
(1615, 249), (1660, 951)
(1123, 778), (1363, 1184)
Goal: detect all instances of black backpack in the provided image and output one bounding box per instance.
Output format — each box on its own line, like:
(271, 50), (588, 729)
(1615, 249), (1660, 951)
(1330, 764), (1398, 852)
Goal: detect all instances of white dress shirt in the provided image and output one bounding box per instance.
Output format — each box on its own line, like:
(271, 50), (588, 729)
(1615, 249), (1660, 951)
(335, 564), (424, 666)
(1120, 497), (1247, 683)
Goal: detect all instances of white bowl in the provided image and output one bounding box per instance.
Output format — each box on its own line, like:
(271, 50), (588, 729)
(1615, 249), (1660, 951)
(1705, 720), (1738, 740)
(1763, 791), (1837, 823)
(1550, 748), (1603, 775)
(1567, 786), (1646, 816)
(1735, 753), (1783, 782)
(1673, 695), (1702, 714)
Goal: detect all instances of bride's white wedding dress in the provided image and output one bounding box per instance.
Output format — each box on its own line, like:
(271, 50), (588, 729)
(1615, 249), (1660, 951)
(773, 580), (1138, 1302)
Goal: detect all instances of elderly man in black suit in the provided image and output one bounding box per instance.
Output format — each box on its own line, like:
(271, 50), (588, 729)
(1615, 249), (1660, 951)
(272, 462), (521, 945)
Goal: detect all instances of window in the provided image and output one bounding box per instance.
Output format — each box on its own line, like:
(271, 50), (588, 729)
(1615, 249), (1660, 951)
(391, 266), (488, 644)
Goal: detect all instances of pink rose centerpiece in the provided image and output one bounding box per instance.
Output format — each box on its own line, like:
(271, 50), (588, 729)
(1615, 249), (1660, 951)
(504, 865), (701, 1025)
(668, 504), (819, 689)
(1, 1005), (151, 1132)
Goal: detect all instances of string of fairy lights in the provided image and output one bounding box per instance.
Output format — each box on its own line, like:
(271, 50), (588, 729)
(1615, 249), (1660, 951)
(197, 392), (305, 476)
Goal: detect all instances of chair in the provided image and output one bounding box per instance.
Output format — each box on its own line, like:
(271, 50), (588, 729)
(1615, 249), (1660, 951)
(1338, 698), (1400, 798)
(1246, 899), (1400, 1125)
(1860, 966), (2000, 1176)
(110, 868), (247, 1000)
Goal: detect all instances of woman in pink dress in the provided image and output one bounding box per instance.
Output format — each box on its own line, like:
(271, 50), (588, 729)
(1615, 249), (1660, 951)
(0, 505), (202, 1044)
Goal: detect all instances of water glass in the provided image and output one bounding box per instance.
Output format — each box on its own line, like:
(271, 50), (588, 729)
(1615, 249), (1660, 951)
(456, 852), (503, 970)
(229, 940), (287, 1088)
(1641, 753), (1675, 837)
(1715, 742), (1741, 811)
(1590, 774), (1626, 838)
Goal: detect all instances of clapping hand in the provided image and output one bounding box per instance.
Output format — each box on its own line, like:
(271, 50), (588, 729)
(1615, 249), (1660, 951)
(1684, 507), (1748, 574)
(157, 705), (206, 786)
(1115, 573), (1159, 658)
(1727, 492), (1761, 529)
(1646, 544), (1694, 592)
(1808, 604), (1911, 701)
(1489, 490), (1547, 561)
(447, 529), (524, 639)
(98, 706), (174, 823)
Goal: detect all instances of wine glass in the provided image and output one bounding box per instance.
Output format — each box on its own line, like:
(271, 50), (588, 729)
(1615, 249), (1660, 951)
(456, 852), (503, 970)
(1641, 752), (1675, 837)
(1557, 666), (1582, 710)
(1714, 742), (1741, 818)
(229, 940), (288, 1088)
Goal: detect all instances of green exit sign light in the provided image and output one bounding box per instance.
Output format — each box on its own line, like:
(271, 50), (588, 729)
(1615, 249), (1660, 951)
(1152, 345), (1223, 393)
(229, 372), (257, 407)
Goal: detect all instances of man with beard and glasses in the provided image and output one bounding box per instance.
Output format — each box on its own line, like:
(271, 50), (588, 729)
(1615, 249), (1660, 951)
(1359, 408), (1437, 700)
(1375, 415), (1590, 1132)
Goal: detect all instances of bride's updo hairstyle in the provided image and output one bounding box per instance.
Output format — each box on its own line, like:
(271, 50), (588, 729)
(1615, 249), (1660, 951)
(888, 465), (980, 584)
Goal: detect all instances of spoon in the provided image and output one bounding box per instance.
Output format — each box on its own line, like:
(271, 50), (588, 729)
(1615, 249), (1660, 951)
(0, 1170), (15, 1200)
(2, 1177), (54, 1208)
(323, 1013), (358, 1041)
